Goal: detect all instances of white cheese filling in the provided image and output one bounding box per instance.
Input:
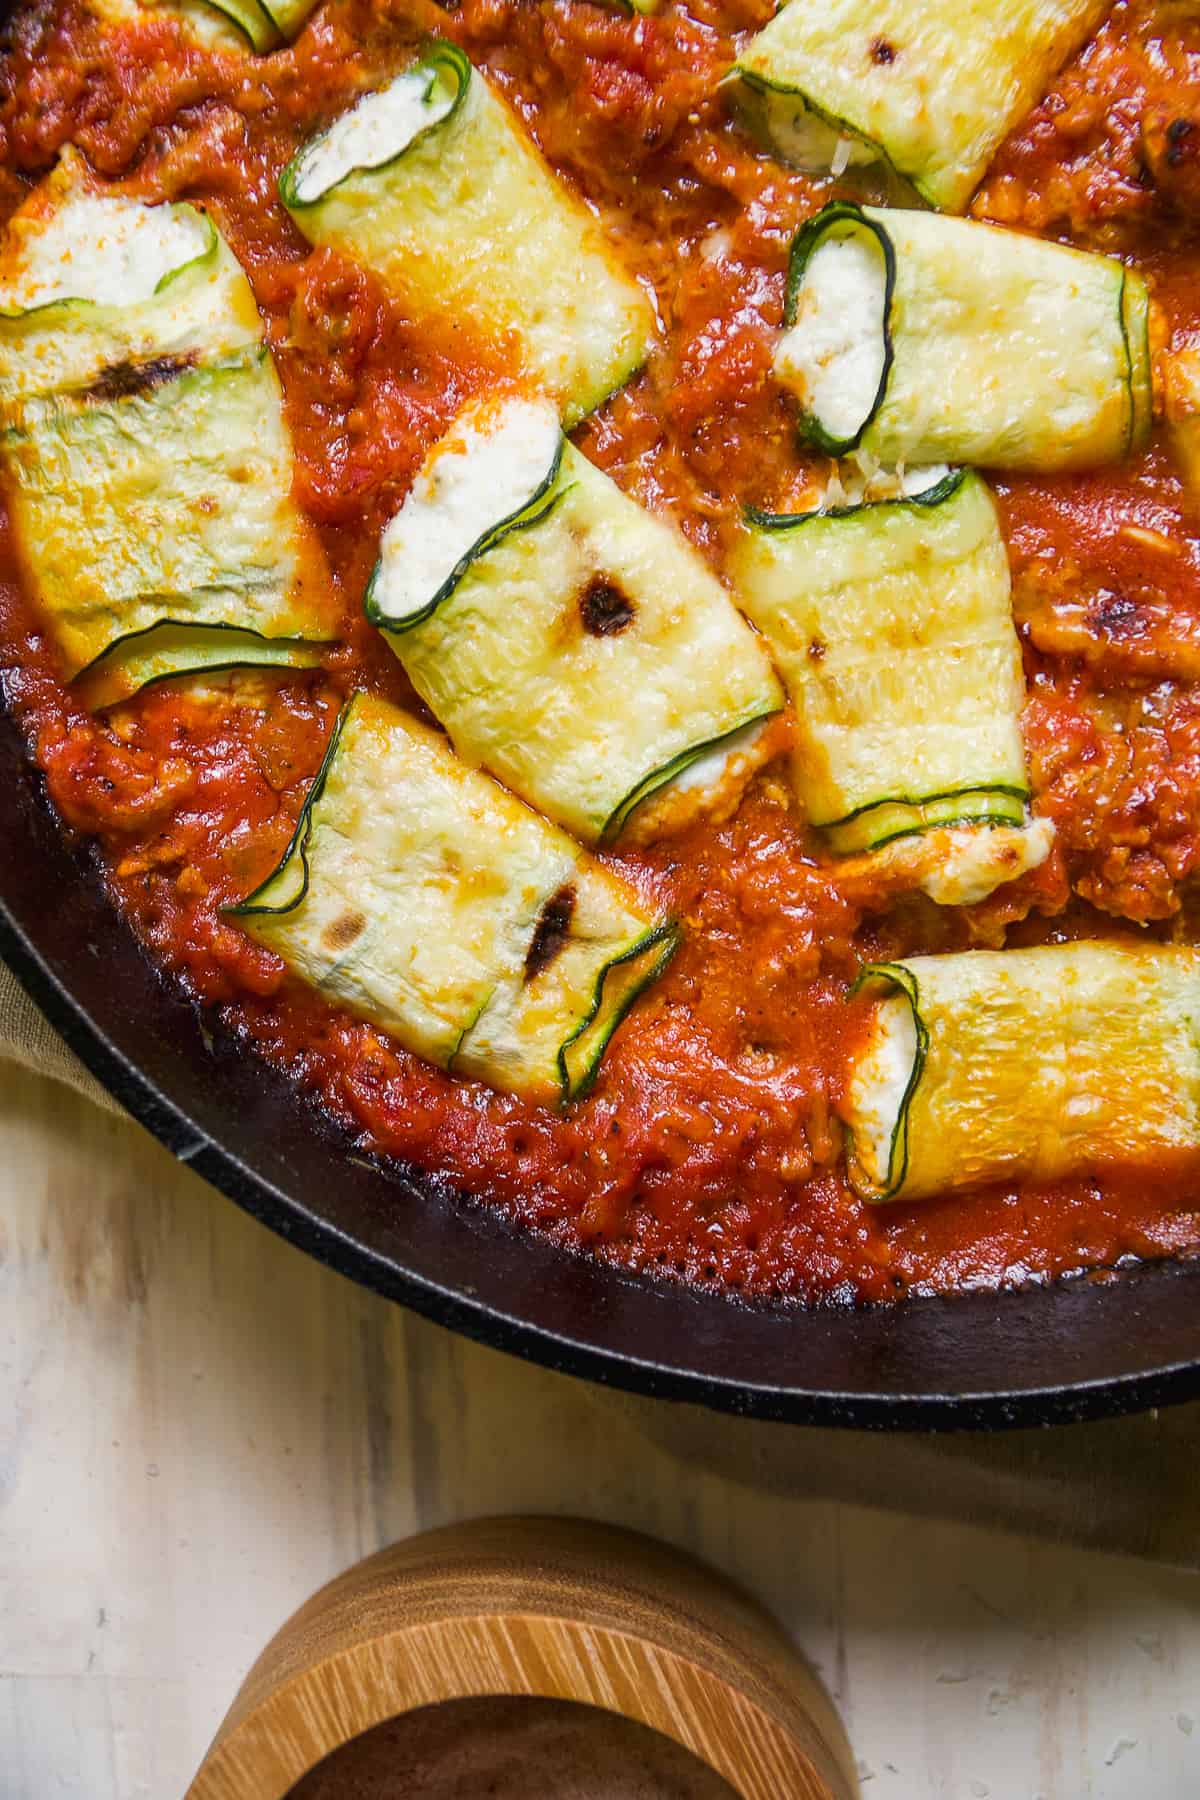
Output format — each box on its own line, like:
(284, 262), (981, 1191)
(845, 989), (918, 1191)
(621, 718), (775, 845)
(1, 188), (209, 310)
(822, 458), (952, 510)
(668, 718), (768, 795)
(290, 68), (458, 205)
(373, 395), (562, 627)
(759, 88), (876, 177)
(914, 818), (1056, 908)
(775, 230), (888, 444)
(845, 818), (1057, 908)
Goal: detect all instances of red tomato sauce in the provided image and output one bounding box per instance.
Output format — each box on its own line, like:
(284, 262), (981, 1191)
(2, 0), (1200, 1304)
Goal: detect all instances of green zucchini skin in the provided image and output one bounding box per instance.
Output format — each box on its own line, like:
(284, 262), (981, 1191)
(730, 468), (1034, 863)
(844, 944), (1200, 1203)
(777, 201), (1153, 473)
(0, 157), (338, 706)
(279, 44), (655, 427)
(780, 200), (1151, 475)
(780, 202), (1151, 478)
(365, 395), (784, 848)
(229, 694), (679, 1105)
(363, 436), (567, 637)
(782, 202), (896, 459)
(279, 43), (472, 209)
(95, 0), (305, 52)
(230, 700), (353, 916)
(202, 0), (280, 49)
(845, 959), (927, 1202)
(254, 0), (319, 39)
(729, 0), (1109, 214)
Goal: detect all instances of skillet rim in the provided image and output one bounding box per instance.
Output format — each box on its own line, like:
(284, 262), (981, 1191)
(2, 721), (1200, 1434)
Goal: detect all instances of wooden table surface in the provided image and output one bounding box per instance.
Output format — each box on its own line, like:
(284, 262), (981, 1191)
(3, 1065), (1200, 1799)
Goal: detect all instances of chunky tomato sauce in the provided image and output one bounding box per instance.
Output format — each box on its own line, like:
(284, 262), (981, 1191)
(3, 0), (1200, 1304)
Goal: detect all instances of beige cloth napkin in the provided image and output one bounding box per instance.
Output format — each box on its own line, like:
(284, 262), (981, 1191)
(5, 956), (1197, 1563)
(0, 962), (124, 1114)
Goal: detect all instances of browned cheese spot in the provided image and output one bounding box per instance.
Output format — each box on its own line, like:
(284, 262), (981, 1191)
(869, 35), (896, 63)
(807, 637), (827, 662)
(524, 883), (577, 983)
(579, 576), (636, 637)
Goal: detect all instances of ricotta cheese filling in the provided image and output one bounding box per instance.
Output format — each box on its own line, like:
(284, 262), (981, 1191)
(775, 229), (888, 445)
(1, 187), (209, 310)
(372, 395), (562, 626)
(841, 818), (1056, 908)
(845, 989), (919, 1192)
(759, 87), (876, 177)
(668, 718), (768, 796)
(913, 818), (1056, 908)
(821, 458), (952, 510)
(290, 67), (459, 205)
(621, 718), (777, 846)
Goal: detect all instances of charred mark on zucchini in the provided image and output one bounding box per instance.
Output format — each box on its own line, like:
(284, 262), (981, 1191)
(579, 577), (636, 637)
(85, 353), (198, 404)
(525, 883), (576, 983)
(322, 908), (366, 953)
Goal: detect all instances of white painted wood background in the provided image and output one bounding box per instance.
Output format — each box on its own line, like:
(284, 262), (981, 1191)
(1, 1064), (1199, 1798)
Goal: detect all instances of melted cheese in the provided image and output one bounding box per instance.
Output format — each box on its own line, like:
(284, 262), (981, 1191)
(845, 943), (1200, 1202)
(290, 69), (459, 205)
(775, 230), (887, 445)
(372, 395), (561, 626)
(855, 816), (1056, 906)
(622, 716), (780, 844)
(755, 85), (877, 175)
(845, 990), (918, 1191)
(0, 187), (209, 310)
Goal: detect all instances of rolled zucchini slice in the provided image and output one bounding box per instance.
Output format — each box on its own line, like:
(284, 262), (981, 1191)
(844, 942), (1200, 1203)
(368, 393), (784, 846)
(729, 468), (1051, 901)
(0, 154), (336, 707)
(730, 0), (1108, 214)
(90, 0), (317, 53)
(231, 694), (679, 1104)
(280, 44), (655, 427)
(776, 203), (1152, 471)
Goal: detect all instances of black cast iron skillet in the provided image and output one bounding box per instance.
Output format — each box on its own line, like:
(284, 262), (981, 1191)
(3, 706), (1199, 1429)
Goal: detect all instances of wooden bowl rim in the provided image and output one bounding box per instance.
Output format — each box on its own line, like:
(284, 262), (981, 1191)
(186, 1516), (858, 1800)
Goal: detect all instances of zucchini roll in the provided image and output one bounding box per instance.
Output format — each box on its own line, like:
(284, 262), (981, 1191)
(730, 469), (1052, 902)
(280, 44), (655, 427)
(730, 0), (1107, 214)
(232, 695), (678, 1104)
(94, 0), (319, 53)
(776, 203), (1151, 472)
(0, 153), (335, 708)
(844, 942), (1200, 1202)
(367, 393), (784, 846)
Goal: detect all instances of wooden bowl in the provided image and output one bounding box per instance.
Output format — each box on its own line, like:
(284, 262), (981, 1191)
(186, 1515), (857, 1799)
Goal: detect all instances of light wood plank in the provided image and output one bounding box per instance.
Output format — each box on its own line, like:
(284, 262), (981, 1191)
(2, 1066), (1200, 1797)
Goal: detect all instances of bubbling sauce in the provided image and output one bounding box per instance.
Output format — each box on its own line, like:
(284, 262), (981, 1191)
(2, 0), (1200, 1304)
